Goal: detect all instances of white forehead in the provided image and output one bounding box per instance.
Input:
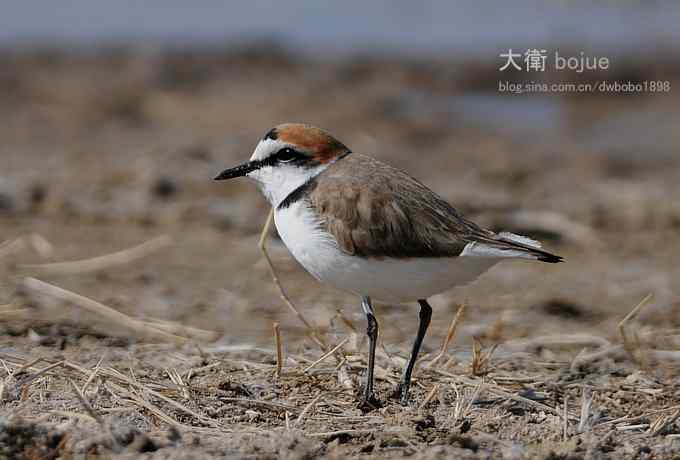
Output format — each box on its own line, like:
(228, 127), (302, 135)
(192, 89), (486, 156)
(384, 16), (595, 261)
(250, 138), (287, 162)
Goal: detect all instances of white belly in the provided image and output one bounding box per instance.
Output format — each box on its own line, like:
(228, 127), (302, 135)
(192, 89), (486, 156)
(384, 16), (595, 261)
(274, 201), (499, 303)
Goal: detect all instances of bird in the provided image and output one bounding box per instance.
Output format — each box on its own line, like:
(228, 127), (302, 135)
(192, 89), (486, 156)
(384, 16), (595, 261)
(215, 123), (562, 411)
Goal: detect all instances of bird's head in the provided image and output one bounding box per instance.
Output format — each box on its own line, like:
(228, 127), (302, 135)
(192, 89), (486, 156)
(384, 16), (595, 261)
(215, 123), (351, 207)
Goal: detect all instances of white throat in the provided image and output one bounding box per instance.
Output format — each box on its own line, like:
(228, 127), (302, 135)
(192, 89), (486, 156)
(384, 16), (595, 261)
(248, 164), (326, 208)
(245, 138), (328, 208)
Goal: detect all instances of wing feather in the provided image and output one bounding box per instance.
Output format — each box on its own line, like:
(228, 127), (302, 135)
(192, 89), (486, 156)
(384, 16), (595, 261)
(306, 153), (562, 263)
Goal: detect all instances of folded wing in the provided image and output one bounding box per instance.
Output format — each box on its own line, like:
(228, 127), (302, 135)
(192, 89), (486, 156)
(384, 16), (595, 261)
(308, 154), (561, 263)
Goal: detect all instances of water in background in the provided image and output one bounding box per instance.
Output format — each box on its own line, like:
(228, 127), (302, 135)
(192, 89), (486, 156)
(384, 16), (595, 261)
(2, 1), (680, 57)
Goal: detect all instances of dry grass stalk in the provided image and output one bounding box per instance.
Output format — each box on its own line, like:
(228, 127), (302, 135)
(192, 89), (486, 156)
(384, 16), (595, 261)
(647, 409), (680, 437)
(563, 396), (569, 441)
(141, 318), (219, 342)
(616, 423), (650, 431)
(18, 357), (50, 375)
(304, 337), (350, 373)
(578, 387), (595, 433)
(20, 235), (172, 275)
(600, 413), (647, 427)
(295, 392), (322, 427)
(273, 321), (283, 378)
(165, 368), (189, 399)
(21, 277), (189, 344)
(258, 208), (327, 351)
(618, 293), (653, 363)
(426, 304), (465, 369)
(81, 356), (105, 394)
(418, 383), (440, 409)
(470, 339), (497, 376)
(451, 380), (483, 427)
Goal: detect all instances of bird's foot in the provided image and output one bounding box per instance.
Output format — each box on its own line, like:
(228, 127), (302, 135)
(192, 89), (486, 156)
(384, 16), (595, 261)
(391, 383), (411, 406)
(358, 393), (383, 413)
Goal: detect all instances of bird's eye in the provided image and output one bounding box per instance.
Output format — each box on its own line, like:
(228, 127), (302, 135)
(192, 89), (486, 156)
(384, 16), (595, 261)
(277, 148), (298, 163)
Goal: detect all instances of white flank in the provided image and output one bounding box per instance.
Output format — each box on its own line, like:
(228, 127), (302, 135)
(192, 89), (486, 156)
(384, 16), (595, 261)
(275, 201), (500, 303)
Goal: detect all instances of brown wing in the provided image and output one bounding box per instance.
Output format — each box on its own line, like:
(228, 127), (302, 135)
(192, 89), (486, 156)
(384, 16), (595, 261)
(308, 154), (492, 259)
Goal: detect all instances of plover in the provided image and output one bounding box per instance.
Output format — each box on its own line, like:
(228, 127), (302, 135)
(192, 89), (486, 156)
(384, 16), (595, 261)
(215, 123), (562, 410)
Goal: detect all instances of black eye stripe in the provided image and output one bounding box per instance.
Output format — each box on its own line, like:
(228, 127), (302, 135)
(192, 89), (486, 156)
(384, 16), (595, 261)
(258, 147), (318, 169)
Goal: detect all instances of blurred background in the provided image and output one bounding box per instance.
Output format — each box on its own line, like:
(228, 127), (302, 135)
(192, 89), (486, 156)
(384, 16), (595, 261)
(1, 1), (679, 354)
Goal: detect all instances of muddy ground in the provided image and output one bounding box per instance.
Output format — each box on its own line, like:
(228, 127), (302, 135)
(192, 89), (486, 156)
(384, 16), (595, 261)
(1, 44), (680, 459)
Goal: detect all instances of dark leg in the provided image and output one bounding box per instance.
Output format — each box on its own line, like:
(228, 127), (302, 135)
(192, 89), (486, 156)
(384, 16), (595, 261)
(393, 298), (432, 405)
(358, 296), (382, 412)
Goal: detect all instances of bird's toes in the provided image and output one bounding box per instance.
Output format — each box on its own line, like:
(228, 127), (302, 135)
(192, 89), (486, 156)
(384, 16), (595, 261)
(399, 394), (411, 407)
(358, 394), (383, 413)
(390, 383), (414, 406)
(390, 383), (409, 403)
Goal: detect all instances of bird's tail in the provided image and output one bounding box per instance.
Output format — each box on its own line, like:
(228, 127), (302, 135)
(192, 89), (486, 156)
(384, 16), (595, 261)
(462, 232), (563, 263)
(494, 232), (563, 263)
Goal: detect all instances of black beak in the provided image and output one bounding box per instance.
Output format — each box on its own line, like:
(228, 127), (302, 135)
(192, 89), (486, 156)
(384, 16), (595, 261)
(214, 161), (260, 180)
